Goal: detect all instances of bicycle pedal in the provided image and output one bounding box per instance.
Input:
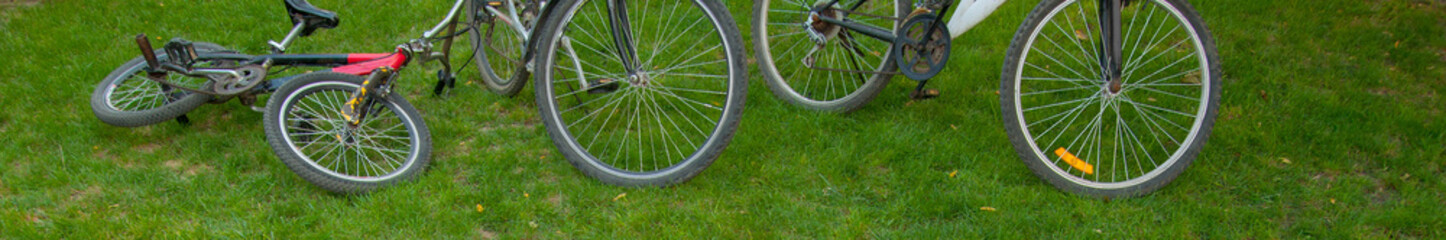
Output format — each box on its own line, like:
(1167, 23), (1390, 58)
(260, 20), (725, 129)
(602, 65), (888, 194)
(433, 69), (456, 96)
(175, 114), (192, 126)
(587, 79), (621, 94)
(909, 89), (940, 100)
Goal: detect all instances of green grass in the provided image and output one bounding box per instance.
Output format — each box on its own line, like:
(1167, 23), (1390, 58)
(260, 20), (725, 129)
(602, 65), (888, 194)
(2, 0), (1443, 238)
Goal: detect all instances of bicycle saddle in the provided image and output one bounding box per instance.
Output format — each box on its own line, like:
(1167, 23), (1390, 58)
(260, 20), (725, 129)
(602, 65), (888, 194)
(284, 0), (339, 36)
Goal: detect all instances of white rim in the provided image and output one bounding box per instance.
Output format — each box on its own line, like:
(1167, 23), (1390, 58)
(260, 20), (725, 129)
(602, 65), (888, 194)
(278, 81), (421, 182)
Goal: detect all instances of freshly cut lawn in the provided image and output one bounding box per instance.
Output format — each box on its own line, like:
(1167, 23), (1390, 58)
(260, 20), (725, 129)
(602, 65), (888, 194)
(1, 0), (1442, 238)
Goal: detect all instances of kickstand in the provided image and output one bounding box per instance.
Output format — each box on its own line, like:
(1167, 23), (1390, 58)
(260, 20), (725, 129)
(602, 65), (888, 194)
(909, 80), (940, 100)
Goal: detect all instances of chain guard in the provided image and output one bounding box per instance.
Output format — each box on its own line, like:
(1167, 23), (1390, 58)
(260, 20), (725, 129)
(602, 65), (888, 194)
(891, 13), (950, 81)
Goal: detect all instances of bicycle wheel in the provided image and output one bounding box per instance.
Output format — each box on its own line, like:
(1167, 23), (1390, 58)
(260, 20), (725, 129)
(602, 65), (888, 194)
(533, 0), (748, 186)
(263, 72), (432, 194)
(90, 42), (235, 127)
(754, 0), (905, 112)
(1001, 0), (1220, 198)
(468, 0), (534, 96)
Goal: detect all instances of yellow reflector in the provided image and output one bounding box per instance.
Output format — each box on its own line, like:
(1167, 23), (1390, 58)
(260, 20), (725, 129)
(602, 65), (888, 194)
(1054, 147), (1094, 175)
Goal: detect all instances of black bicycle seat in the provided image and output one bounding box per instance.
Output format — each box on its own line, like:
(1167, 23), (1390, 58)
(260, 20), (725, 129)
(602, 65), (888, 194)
(284, 0), (339, 36)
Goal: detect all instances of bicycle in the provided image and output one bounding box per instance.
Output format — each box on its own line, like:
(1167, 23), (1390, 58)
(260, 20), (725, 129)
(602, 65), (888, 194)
(89, 0), (482, 194)
(753, 0), (1220, 197)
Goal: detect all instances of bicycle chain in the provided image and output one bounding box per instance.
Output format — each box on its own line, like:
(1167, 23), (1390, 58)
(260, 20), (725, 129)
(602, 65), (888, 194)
(801, 29), (899, 76)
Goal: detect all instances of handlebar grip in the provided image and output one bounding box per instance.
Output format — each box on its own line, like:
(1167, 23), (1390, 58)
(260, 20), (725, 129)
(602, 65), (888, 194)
(135, 34), (161, 71)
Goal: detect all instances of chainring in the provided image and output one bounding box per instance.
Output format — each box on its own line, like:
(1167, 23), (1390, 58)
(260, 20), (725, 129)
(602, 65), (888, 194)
(212, 65), (268, 96)
(891, 13), (950, 81)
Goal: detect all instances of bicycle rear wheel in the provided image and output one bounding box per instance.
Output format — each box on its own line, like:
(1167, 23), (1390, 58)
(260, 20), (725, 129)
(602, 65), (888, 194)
(468, 0), (534, 96)
(1001, 0), (1220, 198)
(90, 42), (235, 127)
(533, 0), (747, 186)
(753, 0), (906, 112)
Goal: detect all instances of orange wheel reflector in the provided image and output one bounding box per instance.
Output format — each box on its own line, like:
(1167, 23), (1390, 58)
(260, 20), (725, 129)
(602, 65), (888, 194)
(1054, 147), (1094, 175)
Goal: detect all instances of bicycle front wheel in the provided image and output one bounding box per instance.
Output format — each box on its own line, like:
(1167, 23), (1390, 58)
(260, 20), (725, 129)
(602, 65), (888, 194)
(533, 0), (748, 186)
(1001, 0), (1220, 198)
(263, 73), (432, 194)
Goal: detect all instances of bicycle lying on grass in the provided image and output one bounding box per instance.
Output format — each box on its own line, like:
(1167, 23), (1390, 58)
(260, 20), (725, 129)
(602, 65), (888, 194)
(91, 0), (464, 194)
(90, 0), (748, 192)
(754, 0), (1220, 198)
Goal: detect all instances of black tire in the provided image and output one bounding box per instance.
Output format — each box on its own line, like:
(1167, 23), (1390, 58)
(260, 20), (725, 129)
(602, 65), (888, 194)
(263, 72), (432, 194)
(532, 0), (748, 186)
(468, 0), (531, 96)
(90, 42), (232, 127)
(752, 0), (905, 113)
(1000, 0), (1220, 198)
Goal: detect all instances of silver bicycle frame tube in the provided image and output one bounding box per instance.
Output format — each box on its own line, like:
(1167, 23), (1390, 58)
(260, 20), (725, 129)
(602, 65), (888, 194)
(424, 0), (470, 39)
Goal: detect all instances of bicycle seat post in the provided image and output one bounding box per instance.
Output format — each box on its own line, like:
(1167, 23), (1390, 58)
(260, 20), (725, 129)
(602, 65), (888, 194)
(269, 23), (306, 53)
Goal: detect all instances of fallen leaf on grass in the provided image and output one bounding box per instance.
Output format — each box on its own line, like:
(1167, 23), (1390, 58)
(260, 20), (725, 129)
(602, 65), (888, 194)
(613, 193), (627, 201)
(980, 206), (996, 212)
(529, 221), (538, 228)
(476, 204), (485, 213)
(1329, 198), (1336, 204)
(1074, 30), (1088, 40)
(524, 192), (530, 198)
(1280, 158), (1291, 164)
(1181, 71), (1201, 84)
(949, 170), (958, 178)
(950, 125), (958, 130)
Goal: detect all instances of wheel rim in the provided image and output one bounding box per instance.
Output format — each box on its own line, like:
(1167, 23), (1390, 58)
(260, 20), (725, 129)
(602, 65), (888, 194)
(757, 0), (898, 104)
(279, 82), (420, 182)
(471, 0), (530, 86)
(1012, 0), (1212, 188)
(542, 0), (738, 178)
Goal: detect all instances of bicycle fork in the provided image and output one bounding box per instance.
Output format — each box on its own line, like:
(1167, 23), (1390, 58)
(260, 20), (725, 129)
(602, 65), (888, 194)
(1099, 0), (1125, 95)
(343, 67), (398, 127)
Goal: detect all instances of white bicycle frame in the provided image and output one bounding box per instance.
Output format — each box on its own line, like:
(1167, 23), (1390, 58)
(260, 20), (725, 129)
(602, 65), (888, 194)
(943, 0), (1007, 39)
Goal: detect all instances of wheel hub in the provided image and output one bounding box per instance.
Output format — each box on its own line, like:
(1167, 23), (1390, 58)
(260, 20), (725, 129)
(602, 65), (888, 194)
(803, 8), (842, 45)
(627, 72), (652, 88)
(1108, 77), (1123, 94)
